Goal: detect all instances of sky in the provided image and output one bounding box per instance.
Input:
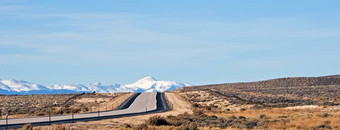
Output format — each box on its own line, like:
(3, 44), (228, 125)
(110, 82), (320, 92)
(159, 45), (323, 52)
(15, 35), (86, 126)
(0, 0), (339, 86)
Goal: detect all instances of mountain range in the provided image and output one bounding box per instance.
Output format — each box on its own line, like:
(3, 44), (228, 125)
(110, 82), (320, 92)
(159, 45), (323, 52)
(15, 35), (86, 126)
(0, 76), (191, 94)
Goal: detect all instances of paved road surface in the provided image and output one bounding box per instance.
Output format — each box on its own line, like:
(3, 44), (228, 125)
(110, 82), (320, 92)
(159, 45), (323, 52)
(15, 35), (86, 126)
(0, 92), (161, 128)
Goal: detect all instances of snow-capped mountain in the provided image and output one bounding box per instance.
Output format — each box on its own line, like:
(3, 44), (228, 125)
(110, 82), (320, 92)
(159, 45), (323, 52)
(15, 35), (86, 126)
(46, 83), (124, 93)
(0, 79), (47, 92)
(121, 77), (191, 92)
(0, 77), (191, 94)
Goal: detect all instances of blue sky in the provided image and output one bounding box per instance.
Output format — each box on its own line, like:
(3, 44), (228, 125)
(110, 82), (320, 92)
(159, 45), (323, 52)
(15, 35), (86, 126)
(0, 0), (339, 85)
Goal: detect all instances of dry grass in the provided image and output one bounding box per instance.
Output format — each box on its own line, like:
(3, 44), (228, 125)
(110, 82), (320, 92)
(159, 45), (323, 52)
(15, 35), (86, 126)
(182, 90), (252, 112)
(176, 76), (340, 129)
(181, 76), (340, 107)
(180, 89), (340, 129)
(0, 92), (133, 119)
(203, 106), (339, 129)
(87, 93), (134, 112)
(164, 92), (193, 115)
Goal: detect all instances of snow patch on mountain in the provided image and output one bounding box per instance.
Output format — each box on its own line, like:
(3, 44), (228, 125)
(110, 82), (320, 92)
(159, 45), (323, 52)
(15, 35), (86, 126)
(0, 79), (47, 92)
(122, 76), (191, 92)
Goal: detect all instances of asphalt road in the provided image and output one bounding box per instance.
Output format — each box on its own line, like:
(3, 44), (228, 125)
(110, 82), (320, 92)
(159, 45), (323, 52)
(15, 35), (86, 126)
(0, 92), (166, 129)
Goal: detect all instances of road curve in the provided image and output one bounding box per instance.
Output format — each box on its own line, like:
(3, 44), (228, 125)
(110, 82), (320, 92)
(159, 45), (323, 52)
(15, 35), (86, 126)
(0, 92), (169, 129)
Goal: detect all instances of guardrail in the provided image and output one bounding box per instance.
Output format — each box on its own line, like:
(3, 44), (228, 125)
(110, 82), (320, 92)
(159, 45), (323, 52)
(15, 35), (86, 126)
(1, 92), (170, 130)
(0, 93), (139, 130)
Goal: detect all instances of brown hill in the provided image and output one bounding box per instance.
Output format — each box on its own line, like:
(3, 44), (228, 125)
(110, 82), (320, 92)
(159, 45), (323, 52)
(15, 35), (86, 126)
(183, 75), (340, 90)
(180, 75), (340, 107)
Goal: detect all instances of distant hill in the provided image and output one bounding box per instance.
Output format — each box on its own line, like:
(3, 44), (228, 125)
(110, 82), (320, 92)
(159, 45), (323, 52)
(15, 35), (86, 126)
(180, 75), (340, 107)
(182, 75), (340, 91)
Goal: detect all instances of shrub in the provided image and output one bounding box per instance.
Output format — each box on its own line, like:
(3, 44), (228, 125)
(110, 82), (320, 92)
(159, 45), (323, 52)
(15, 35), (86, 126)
(122, 123), (131, 128)
(193, 110), (204, 116)
(182, 112), (189, 116)
(166, 115), (187, 126)
(205, 106), (212, 110)
(21, 123), (33, 130)
(51, 124), (67, 130)
(321, 113), (330, 118)
(315, 124), (331, 129)
(178, 123), (198, 130)
(324, 121), (331, 125)
(239, 116), (246, 120)
(135, 123), (149, 130)
(229, 115), (237, 120)
(167, 115), (175, 118)
(36, 112), (46, 116)
(245, 120), (258, 129)
(147, 115), (169, 126)
(193, 103), (200, 108)
(188, 123), (198, 130)
(219, 123), (229, 129)
(167, 119), (184, 126)
(259, 114), (267, 119)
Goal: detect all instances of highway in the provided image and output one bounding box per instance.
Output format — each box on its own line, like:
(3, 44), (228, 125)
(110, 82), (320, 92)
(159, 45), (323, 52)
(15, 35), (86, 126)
(0, 92), (169, 129)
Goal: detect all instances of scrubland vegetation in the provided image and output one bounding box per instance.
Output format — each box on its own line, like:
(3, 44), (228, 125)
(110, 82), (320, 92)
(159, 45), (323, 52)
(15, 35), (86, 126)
(173, 75), (340, 129)
(181, 76), (340, 107)
(0, 92), (132, 119)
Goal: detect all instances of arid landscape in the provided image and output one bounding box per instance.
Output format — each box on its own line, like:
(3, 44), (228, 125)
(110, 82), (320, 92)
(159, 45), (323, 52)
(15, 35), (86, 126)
(175, 75), (340, 129)
(0, 92), (132, 119)
(2, 0), (340, 129)
(4, 75), (338, 130)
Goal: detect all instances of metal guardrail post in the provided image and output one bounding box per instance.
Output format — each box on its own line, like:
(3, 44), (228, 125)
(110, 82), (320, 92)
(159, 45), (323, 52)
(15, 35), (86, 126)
(49, 111), (51, 125)
(97, 110), (100, 118)
(60, 107), (63, 115)
(72, 113), (74, 123)
(6, 113), (8, 130)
